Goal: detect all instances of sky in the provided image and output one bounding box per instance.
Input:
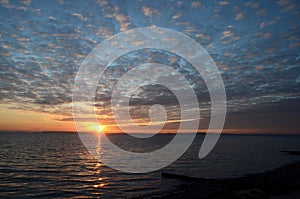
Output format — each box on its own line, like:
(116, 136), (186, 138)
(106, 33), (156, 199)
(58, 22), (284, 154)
(0, 0), (299, 134)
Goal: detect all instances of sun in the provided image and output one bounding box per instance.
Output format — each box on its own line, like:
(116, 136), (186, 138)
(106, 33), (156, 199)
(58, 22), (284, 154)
(94, 125), (102, 133)
(85, 123), (105, 134)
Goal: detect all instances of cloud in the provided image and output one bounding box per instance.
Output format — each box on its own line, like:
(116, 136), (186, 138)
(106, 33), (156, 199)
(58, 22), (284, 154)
(71, 13), (88, 21)
(0, 0), (299, 131)
(234, 12), (244, 20)
(190, 1), (202, 8)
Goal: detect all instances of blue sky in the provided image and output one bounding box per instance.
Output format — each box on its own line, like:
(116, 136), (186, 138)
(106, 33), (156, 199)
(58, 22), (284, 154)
(0, 0), (299, 133)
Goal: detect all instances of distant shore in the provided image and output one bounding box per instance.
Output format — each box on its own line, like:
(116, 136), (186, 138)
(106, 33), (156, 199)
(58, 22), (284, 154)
(136, 162), (300, 199)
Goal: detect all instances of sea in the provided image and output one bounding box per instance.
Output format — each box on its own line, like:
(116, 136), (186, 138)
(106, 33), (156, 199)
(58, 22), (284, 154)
(0, 132), (299, 198)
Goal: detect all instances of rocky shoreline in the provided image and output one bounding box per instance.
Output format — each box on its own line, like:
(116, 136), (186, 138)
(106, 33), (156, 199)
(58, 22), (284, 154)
(135, 162), (300, 199)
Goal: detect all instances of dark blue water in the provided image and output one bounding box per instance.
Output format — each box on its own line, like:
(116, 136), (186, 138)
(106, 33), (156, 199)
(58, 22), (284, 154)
(0, 132), (299, 198)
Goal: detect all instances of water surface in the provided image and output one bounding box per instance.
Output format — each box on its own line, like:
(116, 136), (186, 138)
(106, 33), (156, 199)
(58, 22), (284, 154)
(0, 132), (299, 198)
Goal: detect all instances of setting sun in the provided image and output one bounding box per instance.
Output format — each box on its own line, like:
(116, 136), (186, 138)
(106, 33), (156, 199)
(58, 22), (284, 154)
(85, 123), (105, 134)
(95, 125), (102, 133)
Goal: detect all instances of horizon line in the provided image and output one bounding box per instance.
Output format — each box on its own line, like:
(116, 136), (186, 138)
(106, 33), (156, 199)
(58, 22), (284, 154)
(1, 130), (299, 136)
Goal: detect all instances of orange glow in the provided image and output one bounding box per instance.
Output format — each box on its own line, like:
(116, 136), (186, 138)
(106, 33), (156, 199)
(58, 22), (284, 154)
(85, 123), (106, 134)
(0, 104), (76, 132)
(1, 103), (299, 135)
(93, 183), (105, 188)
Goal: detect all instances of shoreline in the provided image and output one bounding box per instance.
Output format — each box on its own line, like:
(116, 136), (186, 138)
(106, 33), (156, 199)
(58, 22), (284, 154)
(135, 162), (300, 199)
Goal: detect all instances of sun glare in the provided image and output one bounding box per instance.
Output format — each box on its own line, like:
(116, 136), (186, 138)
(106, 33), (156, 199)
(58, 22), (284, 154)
(95, 125), (102, 133)
(86, 123), (105, 134)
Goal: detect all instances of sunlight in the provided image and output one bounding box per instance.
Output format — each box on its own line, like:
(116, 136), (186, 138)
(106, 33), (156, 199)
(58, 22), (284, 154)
(95, 125), (102, 134)
(85, 123), (105, 134)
